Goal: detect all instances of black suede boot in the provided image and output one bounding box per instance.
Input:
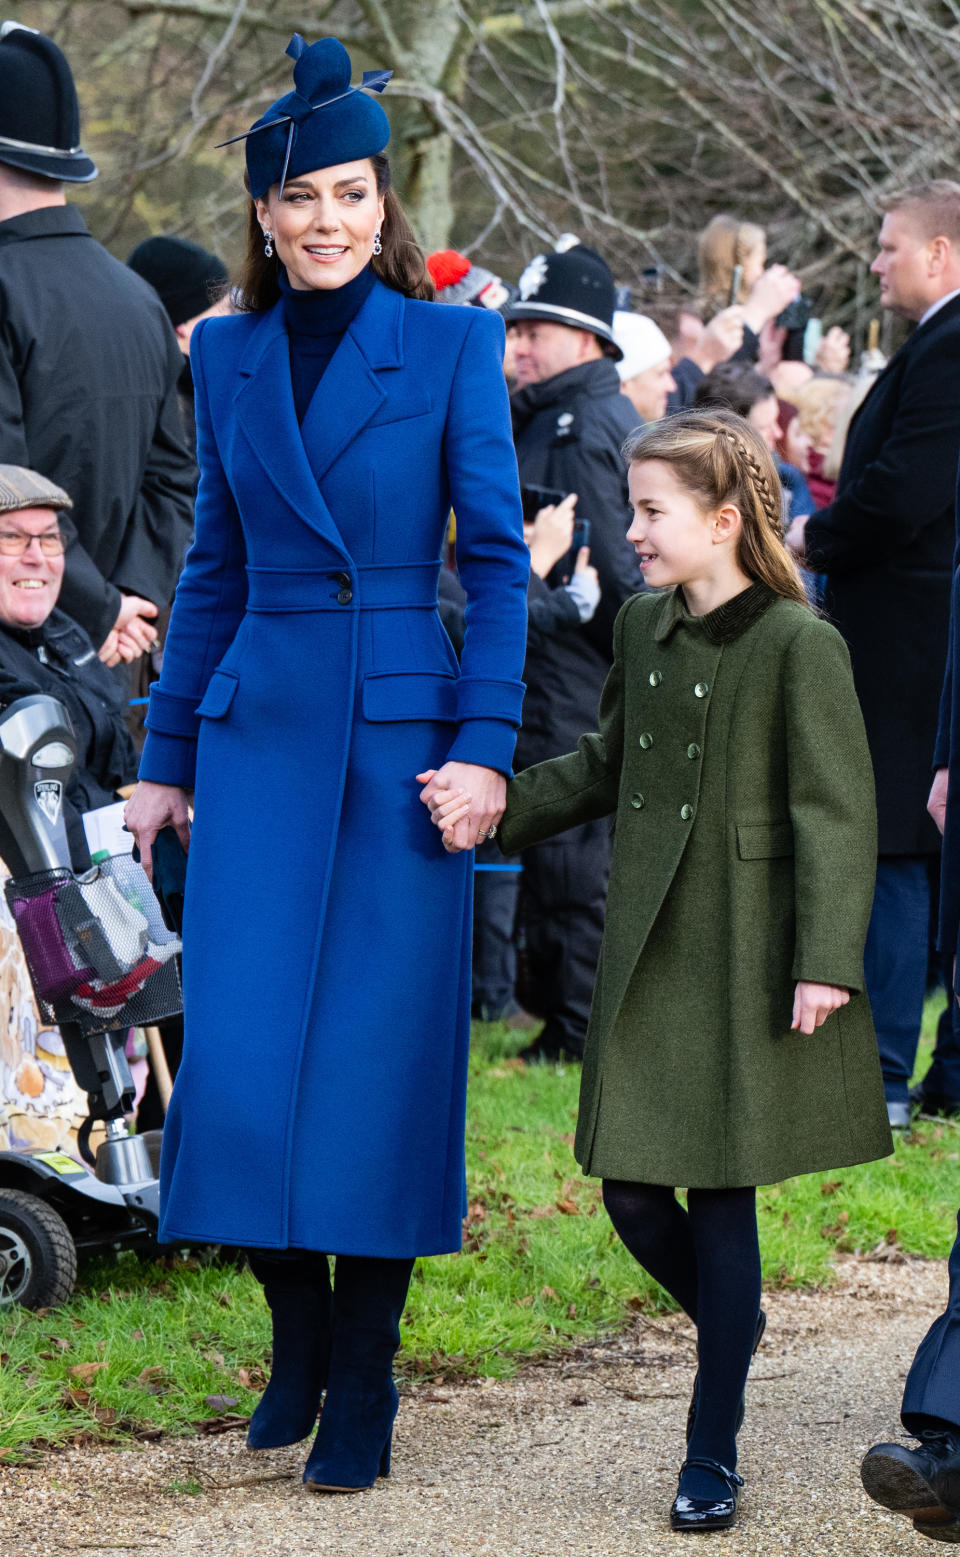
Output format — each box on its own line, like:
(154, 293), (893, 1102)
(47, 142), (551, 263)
(303, 1254), (414, 1493)
(247, 1250), (332, 1450)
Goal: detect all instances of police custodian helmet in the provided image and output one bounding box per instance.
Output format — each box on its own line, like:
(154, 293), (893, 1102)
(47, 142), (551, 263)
(0, 21), (96, 183)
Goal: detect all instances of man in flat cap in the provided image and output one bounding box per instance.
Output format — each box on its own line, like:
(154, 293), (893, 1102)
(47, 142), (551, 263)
(0, 22), (194, 668)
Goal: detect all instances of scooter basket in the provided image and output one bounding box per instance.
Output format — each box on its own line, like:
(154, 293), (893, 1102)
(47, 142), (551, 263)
(4, 854), (183, 1036)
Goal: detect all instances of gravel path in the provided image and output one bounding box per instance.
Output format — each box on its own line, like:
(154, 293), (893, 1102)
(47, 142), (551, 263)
(1, 1254), (951, 1556)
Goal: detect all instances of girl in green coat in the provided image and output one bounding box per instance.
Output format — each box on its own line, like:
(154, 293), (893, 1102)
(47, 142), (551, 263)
(424, 409), (891, 1533)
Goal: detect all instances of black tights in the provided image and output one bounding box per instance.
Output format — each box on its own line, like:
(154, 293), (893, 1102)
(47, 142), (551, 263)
(603, 1180), (761, 1481)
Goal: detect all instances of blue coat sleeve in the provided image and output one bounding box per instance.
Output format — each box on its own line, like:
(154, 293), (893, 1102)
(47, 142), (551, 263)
(138, 318), (248, 788)
(441, 308), (529, 776)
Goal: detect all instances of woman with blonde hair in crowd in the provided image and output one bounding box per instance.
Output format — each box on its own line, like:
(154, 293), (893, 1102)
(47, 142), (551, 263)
(696, 214), (801, 371)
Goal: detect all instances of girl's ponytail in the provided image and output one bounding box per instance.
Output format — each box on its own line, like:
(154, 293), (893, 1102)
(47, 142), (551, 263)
(623, 409), (810, 609)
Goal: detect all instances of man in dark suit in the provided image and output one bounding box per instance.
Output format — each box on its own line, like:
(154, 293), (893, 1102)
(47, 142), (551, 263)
(858, 522), (960, 1541)
(0, 23), (194, 666)
(795, 181), (960, 1130)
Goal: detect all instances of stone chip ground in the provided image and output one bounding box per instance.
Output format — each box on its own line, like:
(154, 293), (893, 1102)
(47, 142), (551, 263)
(0, 1255), (951, 1555)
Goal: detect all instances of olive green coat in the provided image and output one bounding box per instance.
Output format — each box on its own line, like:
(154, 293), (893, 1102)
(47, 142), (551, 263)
(500, 585), (892, 1187)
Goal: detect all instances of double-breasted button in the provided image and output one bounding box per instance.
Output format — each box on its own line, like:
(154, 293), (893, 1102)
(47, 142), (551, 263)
(337, 588), (353, 605)
(648, 670), (662, 687)
(631, 792), (645, 809)
(687, 743), (701, 760)
(639, 731), (654, 749)
(335, 571), (351, 588)
(694, 681), (709, 698)
(680, 803), (694, 821)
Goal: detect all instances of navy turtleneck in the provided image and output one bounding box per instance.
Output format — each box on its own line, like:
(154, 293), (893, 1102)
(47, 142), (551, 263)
(280, 264), (376, 423)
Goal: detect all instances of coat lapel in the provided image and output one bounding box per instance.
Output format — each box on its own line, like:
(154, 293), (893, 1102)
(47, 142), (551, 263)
(234, 302), (348, 553)
(299, 279), (405, 483)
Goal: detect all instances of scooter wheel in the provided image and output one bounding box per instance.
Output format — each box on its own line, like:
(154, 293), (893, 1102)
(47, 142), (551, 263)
(0, 1189), (77, 1309)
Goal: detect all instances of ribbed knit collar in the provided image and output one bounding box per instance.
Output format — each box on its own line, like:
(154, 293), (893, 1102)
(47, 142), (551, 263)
(654, 581), (776, 645)
(279, 262), (375, 339)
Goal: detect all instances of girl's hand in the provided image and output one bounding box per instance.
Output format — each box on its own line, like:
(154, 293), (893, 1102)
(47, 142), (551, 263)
(417, 764), (506, 853)
(124, 781), (191, 881)
(791, 980), (850, 1035)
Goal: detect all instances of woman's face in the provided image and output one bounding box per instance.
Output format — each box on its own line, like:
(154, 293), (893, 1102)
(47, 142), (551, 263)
(622, 357), (677, 423)
(741, 236), (767, 290)
(783, 416), (812, 471)
(0, 506), (63, 629)
(748, 394), (782, 453)
(255, 158), (385, 292)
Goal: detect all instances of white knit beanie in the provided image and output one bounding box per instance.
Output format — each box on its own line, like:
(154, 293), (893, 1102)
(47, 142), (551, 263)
(613, 310), (672, 381)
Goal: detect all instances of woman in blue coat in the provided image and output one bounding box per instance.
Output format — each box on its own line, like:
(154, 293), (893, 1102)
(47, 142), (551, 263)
(125, 35), (528, 1493)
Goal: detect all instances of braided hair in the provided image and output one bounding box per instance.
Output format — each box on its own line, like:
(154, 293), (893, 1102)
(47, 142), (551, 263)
(622, 408), (810, 608)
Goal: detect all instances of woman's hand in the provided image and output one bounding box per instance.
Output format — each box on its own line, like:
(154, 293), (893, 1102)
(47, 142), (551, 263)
(525, 492), (578, 580)
(417, 763), (507, 853)
(928, 766), (949, 835)
(124, 780), (191, 881)
(791, 980), (850, 1035)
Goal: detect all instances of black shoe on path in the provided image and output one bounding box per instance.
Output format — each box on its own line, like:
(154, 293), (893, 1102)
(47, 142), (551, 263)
(860, 1431), (960, 1535)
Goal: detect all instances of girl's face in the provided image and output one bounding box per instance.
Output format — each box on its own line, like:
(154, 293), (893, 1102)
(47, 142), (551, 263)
(255, 159), (385, 292)
(626, 460), (727, 588)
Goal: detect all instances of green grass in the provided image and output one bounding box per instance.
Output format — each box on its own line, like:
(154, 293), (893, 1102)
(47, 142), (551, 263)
(1, 998), (956, 1456)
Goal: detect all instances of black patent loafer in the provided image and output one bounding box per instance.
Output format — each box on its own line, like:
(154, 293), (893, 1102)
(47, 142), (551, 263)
(670, 1457), (744, 1532)
(686, 1309), (766, 1443)
(860, 1433), (960, 1524)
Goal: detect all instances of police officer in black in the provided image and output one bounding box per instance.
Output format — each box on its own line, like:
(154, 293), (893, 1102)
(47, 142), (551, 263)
(505, 241), (643, 1062)
(0, 22), (194, 665)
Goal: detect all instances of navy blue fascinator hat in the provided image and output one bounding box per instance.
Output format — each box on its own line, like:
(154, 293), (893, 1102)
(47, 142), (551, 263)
(223, 35), (391, 200)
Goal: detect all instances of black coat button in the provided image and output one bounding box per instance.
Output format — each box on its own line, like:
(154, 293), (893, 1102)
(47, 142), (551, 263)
(336, 571), (351, 588)
(337, 588), (353, 605)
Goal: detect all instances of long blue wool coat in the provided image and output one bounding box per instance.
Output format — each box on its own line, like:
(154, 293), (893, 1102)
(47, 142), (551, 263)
(138, 280), (529, 1256)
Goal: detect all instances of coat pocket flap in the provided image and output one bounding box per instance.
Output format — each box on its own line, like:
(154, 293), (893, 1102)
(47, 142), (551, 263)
(367, 394), (433, 428)
(195, 669), (239, 720)
(362, 671), (458, 723)
(736, 821), (795, 860)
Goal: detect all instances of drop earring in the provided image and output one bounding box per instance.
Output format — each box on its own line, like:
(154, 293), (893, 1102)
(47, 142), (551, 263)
(372, 230), (382, 257)
(263, 231), (274, 259)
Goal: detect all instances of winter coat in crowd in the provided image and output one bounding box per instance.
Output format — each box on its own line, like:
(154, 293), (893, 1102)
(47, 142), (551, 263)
(804, 294), (960, 855)
(511, 357), (642, 766)
(0, 206), (195, 647)
(0, 608), (138, 871)
(500, 585), (891, 1186)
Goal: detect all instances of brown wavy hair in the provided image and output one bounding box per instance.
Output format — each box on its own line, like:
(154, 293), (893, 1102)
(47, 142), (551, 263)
(696, 214), (765, 318)
(235, 154), (433, 311)
(622, 408), (809, 607)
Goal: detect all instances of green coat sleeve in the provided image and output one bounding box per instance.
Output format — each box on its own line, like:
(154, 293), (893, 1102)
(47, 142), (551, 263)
(499, 597), (629, 854)
(785, 617), (877, 992)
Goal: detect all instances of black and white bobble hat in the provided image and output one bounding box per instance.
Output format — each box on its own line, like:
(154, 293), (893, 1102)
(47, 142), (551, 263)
(504, 235), (622, 359)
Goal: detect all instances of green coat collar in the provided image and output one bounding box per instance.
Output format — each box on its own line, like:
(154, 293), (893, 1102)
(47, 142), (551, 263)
(653, 581), (777, 646)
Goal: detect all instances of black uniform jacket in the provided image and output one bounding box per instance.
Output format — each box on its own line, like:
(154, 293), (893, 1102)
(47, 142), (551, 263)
(805, 294), (960, 855)
(0, 207), (195, 647)
(511, 358), (643, 767)
(0, 608), (139, 870)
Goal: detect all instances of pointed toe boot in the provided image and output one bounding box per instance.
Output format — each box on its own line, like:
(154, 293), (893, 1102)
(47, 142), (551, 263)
(246, 1252), (333, 1451)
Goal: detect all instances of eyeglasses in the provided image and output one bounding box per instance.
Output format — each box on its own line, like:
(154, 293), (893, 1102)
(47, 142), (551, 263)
(0, 529), (65, 556)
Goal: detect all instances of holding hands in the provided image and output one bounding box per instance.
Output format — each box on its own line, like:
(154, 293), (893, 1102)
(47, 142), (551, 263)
(417, 762), (506, 854)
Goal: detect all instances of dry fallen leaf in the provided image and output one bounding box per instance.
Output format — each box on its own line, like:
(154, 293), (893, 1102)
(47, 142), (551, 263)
(68, 1362), (106, 1384)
